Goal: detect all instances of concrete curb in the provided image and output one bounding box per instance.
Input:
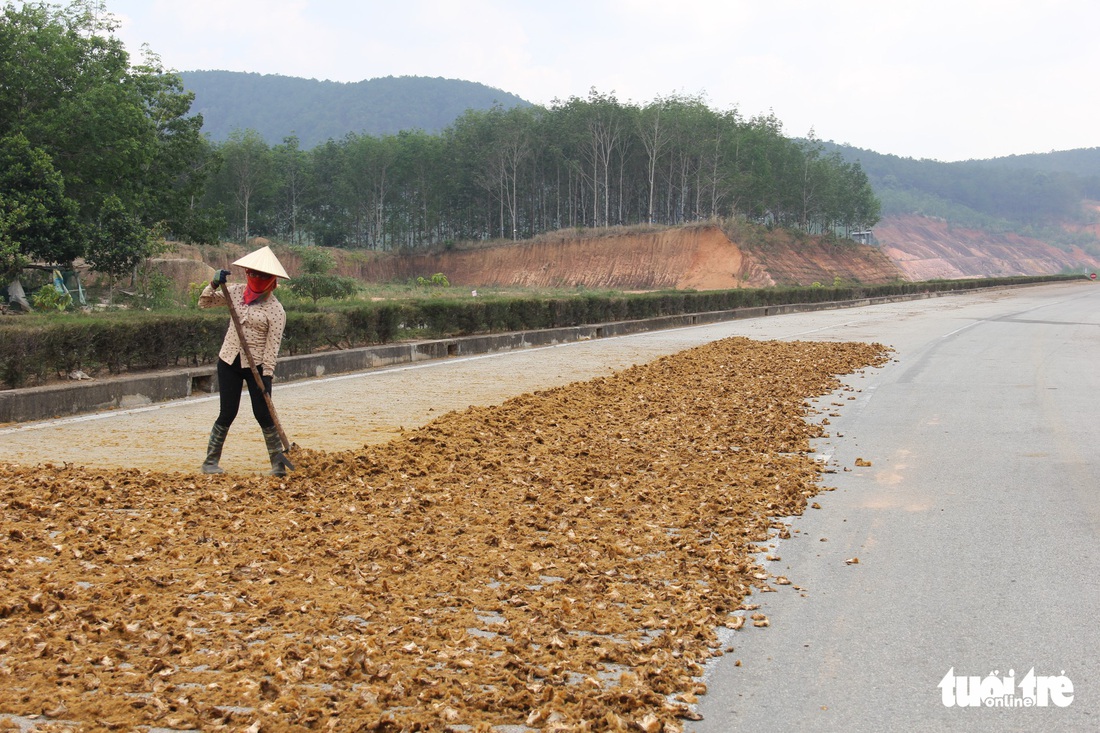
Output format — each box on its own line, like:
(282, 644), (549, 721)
(0, 289), (975, 424)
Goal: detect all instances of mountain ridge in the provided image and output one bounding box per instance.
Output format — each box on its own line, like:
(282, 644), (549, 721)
(179, 70), (532, 148)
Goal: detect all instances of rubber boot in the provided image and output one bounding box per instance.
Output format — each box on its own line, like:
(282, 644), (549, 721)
(201, 423), (229, 474)
(262, 425), (295, 477)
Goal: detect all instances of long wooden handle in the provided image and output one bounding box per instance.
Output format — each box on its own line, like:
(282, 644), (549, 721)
(220, 282), (292, 452)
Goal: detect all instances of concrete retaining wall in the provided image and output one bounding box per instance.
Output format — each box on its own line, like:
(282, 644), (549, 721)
(0, 289), (954, 425)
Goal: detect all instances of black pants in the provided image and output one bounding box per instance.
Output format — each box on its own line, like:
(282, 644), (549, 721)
(215, 356), (274, 430)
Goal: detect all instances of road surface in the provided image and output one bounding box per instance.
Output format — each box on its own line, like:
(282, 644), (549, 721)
(692, 282), (1100, 732)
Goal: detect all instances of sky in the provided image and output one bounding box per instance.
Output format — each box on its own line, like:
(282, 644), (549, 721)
(67, 0), (1100, 162)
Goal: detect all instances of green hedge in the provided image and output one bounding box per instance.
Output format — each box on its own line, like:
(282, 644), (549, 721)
(0, 275), (1081, 388)
(0, 314), (228, 388)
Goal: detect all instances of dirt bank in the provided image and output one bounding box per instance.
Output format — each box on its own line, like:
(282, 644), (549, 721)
(156, 217), (1098, 299)
(316, 226), (766, 290)
(329, 225), (907, 290)
(732, 229), (904, 287)
(873, 214), (1100, 280)
(166, 226), (903, 293)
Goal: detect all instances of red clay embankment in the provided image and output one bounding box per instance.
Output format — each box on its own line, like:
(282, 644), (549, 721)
(322, 225), (904, 290)
(873, 215), (1100, 280)
(346, 226), (763, 290)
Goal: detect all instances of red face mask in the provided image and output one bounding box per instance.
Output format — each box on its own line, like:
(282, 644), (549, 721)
(244, 271), (277, 304)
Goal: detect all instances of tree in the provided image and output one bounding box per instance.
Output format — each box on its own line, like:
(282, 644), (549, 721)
(0, 0), (214, 276)
(0, 133), (82, 274)
(127, 50), (217, 242)
(296, 245), (337, 275)
(637, 98), (672, 224)
(557, 90), (627, 228)
(84, 194), (153, 302)
(389, 129), (447, 249)
(497, 109), (534, 240)
(219, 129), (273, 242)
(302, 140), (351, 247)
(343, 132), (399, 248)
(273, 135), (307, 244)
(287, 245), (359, 303)
(465, 107), (533, 240)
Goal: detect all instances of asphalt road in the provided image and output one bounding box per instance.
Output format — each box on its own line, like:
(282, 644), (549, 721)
(692, 281), (1100, 733)
(2, 281), (1097, 732)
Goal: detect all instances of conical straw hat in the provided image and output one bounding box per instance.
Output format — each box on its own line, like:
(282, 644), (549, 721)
(232, 246), (290, 279)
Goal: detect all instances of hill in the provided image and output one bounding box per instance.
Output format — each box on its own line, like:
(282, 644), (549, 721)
(168, 71), (1100, 281)
(825, 142), (1100, 257)
(179, 71), (532, 148)
(176, 72), (1099, 266)
(978, 147), (1100, 178)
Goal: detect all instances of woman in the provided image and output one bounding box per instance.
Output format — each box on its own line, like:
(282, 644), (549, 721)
(198, 245), (291, 475)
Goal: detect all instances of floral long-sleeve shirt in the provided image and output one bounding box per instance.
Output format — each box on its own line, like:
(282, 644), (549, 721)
(199, 283), (286, 376)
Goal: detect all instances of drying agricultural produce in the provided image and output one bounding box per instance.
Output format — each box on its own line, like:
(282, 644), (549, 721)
(0, 337), (890, 732)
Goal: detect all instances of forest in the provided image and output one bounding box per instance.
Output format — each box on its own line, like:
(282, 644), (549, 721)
(201, 100), (882, 250)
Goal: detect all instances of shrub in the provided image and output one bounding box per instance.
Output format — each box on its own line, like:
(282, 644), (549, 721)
(288, 273), (360, 304)
(32, 284), (71, 312)
(415, 273), (450, 288)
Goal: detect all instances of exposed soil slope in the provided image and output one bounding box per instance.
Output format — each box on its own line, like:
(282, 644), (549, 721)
(159, 216), (1098, 299)
(873, 214), (1100, 280)
(731, 230), (904, 287)
(306, 226), (901, 291)
(349, 226), (764, 290)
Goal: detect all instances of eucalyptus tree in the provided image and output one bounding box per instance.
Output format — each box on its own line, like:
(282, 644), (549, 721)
(579, 90), (627, 227)
(650, 94), (712, 224)
(480, 106), (536, 240)
(303, 139), (352, 247)
(445, 109), (500, 239)
(213, 129), (275, 242)
(714, 107), (754, 218)
(839, 159), (881, 234)
(735, 112), (799, 225)
(272, 135), (308, 244)
(388, 129), (448, 248)
(797, 131), (828, 231)
(548, 91), (624, 228)
(342, 132), (399, 248)
(637, 97), (674, 224)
